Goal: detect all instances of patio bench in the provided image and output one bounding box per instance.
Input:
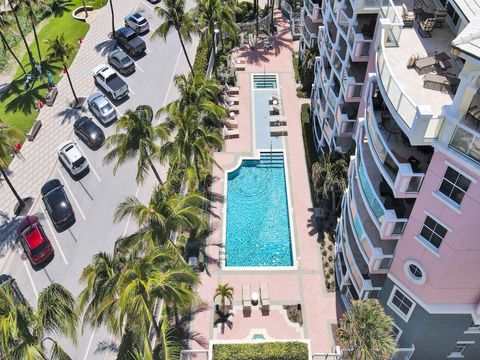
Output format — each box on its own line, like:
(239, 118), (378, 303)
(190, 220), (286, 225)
(27, 120), (42, 141)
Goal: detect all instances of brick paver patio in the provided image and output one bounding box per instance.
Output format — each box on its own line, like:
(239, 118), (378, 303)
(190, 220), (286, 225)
(189, 11), (341, 357)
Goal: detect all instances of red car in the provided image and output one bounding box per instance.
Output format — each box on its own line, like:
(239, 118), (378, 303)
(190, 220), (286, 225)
(17, 216), (54, 265)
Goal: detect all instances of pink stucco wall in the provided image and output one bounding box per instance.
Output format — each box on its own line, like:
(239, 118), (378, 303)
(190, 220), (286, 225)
(389, 150), (480, 304)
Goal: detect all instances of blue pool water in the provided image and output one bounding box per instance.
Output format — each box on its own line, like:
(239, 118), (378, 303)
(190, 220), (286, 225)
(225, 152), (293, 267)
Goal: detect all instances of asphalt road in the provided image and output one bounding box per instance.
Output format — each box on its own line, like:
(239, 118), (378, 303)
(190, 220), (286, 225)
(2, 0), (197, 358)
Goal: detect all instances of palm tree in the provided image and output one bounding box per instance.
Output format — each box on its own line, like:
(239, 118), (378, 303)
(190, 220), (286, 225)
(7, 0), (35, 71)
(0, 282), (78, 358)
(45, 35), (79, 106)
(311, 152), (348, 210)
(23, 0), (50, 62)
(152, 0), (196, 75)
(113, 185), (207, 255)
(194, 0), (239, 50)
(0, 11), (26, 74)
(109, 0), (115, 37)
(158, 73), (227, 128)
(159, 105), (223, 188)
(338, 299), (397, 360)
(213, 283), (233, 315)
(0, 120), (25, 211)
(103, 105), (169, 185)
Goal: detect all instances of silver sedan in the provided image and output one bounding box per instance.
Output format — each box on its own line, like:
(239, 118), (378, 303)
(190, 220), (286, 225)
(87, 93), (117, 125)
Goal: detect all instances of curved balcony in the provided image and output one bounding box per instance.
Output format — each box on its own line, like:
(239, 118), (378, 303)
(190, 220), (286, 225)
(354, 126), (411, 237)
(301, 10), (319, 48)
(364, 81), (432, 195)
(303, 0), (323, 22)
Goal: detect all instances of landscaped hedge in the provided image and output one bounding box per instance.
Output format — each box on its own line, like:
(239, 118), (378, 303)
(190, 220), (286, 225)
(300, 103), (317, 178)
(213, 342), (309, 360)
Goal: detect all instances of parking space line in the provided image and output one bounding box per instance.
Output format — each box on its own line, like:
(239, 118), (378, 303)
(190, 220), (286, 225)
(76, 143), (102, 182)
(155, 49), (182, 125)
(135, 62), (144, 72)
(83, 330), (96, 360)
(58, 170), (87, 221)
(146, 48), (151, 54)
(112, 104), (123, 117)
(129, 86), (135, 95)
(23, 260), (38, 299)
(44, 215), (69, 266)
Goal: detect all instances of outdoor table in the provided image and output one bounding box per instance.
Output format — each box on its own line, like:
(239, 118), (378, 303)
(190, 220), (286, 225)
(251, 292), (259, 306)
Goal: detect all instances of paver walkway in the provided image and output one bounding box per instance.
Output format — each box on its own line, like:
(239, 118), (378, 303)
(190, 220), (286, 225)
(189, 11), (341, 357)
(0, 0), (137, 220)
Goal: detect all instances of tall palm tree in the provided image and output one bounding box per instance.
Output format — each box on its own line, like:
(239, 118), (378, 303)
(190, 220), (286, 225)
(45, 35), (79, 106)
(311, 152), (348, 210)
(159, 105), (223, 188)
(23, 0), (50, 62)
(0, 282), (78, 358)
(113, 185), (207, 255)
(338, 299), (397, 360)
(152, 0), (196, 75)
(158, 74), (227, 128)
(0, 120), (25, 211)
(109, 0), (115, 37)
(103, 105), (169, 185)
(213, 283), (233, 315)
(194, 0), (239, 50)
(7, 0), (35, 71)
(0, 11), (26, 74)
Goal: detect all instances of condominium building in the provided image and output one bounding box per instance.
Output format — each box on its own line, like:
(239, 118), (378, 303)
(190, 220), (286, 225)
(302, 0), (480, 358)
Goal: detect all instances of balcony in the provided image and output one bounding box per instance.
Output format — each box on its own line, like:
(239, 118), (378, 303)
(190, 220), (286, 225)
(326, 19), (338, 47)
(343, 62), (367, 101)
(365, 83), (434, 195)
(301, 10), (319, 48)
(354, 127), (414, 237)
(304, 0), (323, 22)
(375, 8), (460, 144)
(449, 96), (480, 164)
(348, 13), (376, 61)
(335, 103), (356, 136)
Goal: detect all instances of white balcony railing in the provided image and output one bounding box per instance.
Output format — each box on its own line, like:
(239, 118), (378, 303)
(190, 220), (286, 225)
(304, 0), (322, 21)
(301, 11), (318, 48)
(364, 82), (425, 194)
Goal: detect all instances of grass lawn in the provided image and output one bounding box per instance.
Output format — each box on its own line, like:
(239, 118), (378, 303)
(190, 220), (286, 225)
(0, 0), (97, 134)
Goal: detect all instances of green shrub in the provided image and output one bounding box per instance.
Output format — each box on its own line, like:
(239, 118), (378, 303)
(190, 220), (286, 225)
(329, 267), (334, 274)
(322, 250), (327, 256)
(328, 255), (333, 262)
(296, 86), (310, 98)
(292, 53), (300, 83)
(324, 261), (329, 268)
(193, 38), (211, 77)
(213, 342), (309, 360)
(327, 244), (333, 251)
(326, 273), (331, 279)
(300, 104), (317, 181)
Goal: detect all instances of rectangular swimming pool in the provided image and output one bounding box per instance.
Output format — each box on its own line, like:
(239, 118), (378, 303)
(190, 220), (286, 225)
(225, 152), (293, 267)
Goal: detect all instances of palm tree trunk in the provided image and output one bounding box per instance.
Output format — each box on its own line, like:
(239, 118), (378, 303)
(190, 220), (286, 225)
(270, 0), (275, 35)
(0, 32), (26, 74)
(173, 304), (180, 325)
(7, 0), (35, 70)
(177, 30), (194, 75)
(64, 63), (79, 106)
(0, 167), (25, 209)
(81, 0), (88, 18)
(255, 0), (259, 38)
(27, 6), (41, 61)
(278, 0), (281, 10)
(147, 157), (163, 185)
(109, 0), (115, 37)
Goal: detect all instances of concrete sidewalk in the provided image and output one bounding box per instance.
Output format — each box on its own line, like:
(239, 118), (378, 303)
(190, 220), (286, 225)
(0, 0), (138, 221)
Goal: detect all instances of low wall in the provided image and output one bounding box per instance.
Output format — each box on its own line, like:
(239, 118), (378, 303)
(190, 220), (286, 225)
(72, 6), (93, 22)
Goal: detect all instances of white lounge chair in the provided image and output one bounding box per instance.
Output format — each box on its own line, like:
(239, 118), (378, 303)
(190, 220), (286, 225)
(226, 118), (238, 129)
(260, 283), (270, 309)
(242, 284), (251, 308)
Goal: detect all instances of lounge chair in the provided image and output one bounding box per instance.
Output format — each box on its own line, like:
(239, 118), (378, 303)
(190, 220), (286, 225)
(225, 85), (240, 96)
(260, 283), (270, 309)
(242, 284), (251, 308)
(270, 125), (288, 136)
(225, 96), (239, 106)
(415, 55), (437, 74)
(423, 73), (449, 92)
(269, 116), (287, 127)
(226, 118), (239, 129)
(402, 4), (415, 27)
(228, 105), (240, 114)
(434, 8), (447, 28)
(418, 18), (436, 38)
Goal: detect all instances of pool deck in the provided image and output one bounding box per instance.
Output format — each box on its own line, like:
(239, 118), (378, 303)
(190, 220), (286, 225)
(189, 11), (341, 357)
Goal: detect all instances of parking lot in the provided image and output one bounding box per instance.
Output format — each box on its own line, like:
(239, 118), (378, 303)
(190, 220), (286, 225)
(2, 0), (197, 358)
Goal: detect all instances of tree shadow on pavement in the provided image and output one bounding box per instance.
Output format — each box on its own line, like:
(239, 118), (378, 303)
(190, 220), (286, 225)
(57, 105), (84, 126)
(94, 39), (117, 57)
(0, 212), (22, 264)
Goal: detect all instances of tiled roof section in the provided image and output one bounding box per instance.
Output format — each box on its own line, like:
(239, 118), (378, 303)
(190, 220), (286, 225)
(454, 0), (480, 21)
(452, 17), (480, 59)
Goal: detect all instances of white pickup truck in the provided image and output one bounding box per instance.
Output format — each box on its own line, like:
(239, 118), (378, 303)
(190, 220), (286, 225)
(92, 64), (129, 101)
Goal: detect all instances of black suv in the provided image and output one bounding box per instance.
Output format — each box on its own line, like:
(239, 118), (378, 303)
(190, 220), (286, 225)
(115, 27), (146, 56)
(41, 179), (75, 231)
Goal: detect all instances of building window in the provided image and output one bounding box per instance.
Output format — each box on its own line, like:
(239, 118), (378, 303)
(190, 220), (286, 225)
(404, 261), (426, 285)
(420, 216), (448, 250)
(438, 167), (471, 205)
(391, 324), (402, 343)
(438, 0), (447, 6)
(387, 286), (416, 321)
(448, 341), (474, 358)
(446, 2), (459, 25)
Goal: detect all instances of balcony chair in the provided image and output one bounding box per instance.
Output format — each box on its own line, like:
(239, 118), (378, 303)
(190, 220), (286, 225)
(414, 55), (437, 74)
(242, 284), (252, 316)
(434, 8), (448, 28)
(260, 283), (270, 312)
(418, 17), (436, 38)
(402, 4), (415, 28)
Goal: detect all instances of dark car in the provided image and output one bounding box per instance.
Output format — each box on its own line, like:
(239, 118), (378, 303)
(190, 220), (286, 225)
(41, 179), (75, 231)
(115, 27), (146, 56)
(17, 215), (54, 266)
(74, 117), (105, 149)
(0, 274), (26, 304)
(107, 49), (135, 75)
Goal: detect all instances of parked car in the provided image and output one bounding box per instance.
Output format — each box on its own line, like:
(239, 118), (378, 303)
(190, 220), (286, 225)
(0, 274), (26, 304)
(17, 215), (54, 266)
(147, 0), (160, 3)
(115, 27), (146, 56)
(58, 141), (89, 177)
(41, 179), (75, 231)
(124, 12), (149, 34)
(92, 64), (129, 100)
(74, 117), (105, 150)
(87, 92), (117, 124)
(107, 49), (135, 75)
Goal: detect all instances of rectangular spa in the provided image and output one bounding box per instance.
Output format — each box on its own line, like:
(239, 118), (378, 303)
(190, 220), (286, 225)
(225, 152), (293, 267)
